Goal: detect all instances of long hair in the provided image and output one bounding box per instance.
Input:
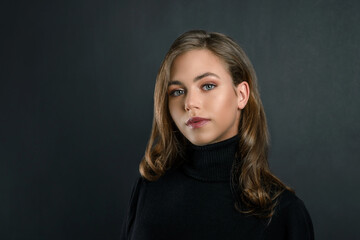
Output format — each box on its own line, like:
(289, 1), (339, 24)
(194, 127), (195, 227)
(139, 30), (292, 218)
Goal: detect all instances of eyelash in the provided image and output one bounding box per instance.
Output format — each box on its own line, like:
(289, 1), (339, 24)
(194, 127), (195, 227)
(169, 89), (185, 97)
(169, 83), (217, 97)
(202, 83), (216, 91)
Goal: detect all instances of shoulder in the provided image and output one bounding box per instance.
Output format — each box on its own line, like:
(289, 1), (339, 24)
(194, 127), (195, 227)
(125, 175), (150, 213)
(275, 190), (312, 221)
(127, 176), (145, 211)
(142, 166), (186, 187)
(120, 176), (144, 239)
(276, 189), (304, 211)
(130, 175), (145, 194)
(128, 167), (184, 194)
(264, 190), (314, 240)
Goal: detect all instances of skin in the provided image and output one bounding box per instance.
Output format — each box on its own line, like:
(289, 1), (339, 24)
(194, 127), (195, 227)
(168, 49), (250, 146)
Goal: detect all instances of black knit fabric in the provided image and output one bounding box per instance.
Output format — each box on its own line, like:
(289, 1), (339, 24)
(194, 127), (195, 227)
(120, 136), (314, 240)
(182, 134), (239, 182)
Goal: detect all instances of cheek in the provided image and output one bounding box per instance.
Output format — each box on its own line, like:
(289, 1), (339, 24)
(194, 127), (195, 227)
(168, 100), (183, 125)
(207, 90), (238, 116)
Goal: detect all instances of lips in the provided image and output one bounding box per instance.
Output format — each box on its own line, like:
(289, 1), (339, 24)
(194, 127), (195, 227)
(185, 117), (210, 129)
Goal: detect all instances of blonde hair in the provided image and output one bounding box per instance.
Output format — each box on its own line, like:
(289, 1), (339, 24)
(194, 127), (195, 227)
(140, 30), (292, 218)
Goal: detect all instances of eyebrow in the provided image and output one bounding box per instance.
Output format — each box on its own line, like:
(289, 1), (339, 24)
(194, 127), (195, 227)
(168, 72), (220, 86)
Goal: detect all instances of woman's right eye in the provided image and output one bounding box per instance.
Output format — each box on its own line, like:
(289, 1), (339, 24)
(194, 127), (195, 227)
(169, 89), (184, 97)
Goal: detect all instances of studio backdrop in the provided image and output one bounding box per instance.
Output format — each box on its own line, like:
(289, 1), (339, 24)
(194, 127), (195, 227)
(1, 0), (359, 239)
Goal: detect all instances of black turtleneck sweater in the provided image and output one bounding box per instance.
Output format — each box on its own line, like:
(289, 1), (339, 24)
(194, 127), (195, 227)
(120, 136), (314, 240)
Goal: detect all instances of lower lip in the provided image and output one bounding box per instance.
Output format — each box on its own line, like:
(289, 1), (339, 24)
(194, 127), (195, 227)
(187, 120), (210, 129)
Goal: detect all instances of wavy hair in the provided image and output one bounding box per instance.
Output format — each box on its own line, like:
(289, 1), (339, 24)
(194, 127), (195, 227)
(139, 30), (292, 218)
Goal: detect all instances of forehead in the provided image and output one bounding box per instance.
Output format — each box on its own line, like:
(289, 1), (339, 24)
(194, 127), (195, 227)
(170, 49), (229, 80)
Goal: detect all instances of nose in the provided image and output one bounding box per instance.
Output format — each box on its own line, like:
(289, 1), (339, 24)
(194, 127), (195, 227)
(184, 89), (200, 111)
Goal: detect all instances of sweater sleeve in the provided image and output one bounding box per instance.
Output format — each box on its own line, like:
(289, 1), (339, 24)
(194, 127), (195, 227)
(120, 177), (143, 240)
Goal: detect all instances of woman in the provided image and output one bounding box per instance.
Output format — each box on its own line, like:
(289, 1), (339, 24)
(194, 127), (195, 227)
(120, 30), (314, 239)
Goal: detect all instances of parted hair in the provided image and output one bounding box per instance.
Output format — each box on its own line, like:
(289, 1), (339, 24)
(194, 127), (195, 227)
(139, 30), (292, 218)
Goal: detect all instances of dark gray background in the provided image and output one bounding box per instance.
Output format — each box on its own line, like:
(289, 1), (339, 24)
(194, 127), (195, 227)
(1, 0), (359, 239)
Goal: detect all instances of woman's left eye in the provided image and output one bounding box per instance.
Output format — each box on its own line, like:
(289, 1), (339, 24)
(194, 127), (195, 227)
(202, 84), (216, 91)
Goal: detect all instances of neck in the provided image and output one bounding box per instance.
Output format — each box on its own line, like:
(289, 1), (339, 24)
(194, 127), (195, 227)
(182, 135), (240, 182)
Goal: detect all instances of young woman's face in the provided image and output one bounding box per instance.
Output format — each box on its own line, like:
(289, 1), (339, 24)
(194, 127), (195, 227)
(168, 49), (249, 146)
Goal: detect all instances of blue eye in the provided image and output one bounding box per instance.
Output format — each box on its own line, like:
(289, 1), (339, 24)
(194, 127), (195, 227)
(170, 89), (184, 97)
(202, 84), (216, 91)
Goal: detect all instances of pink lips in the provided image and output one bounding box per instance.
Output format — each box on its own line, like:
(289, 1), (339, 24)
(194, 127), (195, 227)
(185, 117), (210, 129)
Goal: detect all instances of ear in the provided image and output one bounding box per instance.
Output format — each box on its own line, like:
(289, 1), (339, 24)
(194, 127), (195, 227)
(236, 81), (250, 110)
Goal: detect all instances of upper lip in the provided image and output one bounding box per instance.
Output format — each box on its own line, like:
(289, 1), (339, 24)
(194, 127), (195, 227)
(185, 117), (210, 126)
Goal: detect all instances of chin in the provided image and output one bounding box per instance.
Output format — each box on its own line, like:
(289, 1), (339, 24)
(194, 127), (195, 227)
(186, 134), (217, 146)
(189, 140), (207, 146)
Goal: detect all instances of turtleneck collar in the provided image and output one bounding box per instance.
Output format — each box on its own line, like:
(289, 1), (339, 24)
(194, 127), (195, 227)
(181, 135), (240, 182)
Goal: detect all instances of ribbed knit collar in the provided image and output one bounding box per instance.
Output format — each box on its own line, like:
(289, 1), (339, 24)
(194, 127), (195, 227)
(182, 135), (240, 182)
